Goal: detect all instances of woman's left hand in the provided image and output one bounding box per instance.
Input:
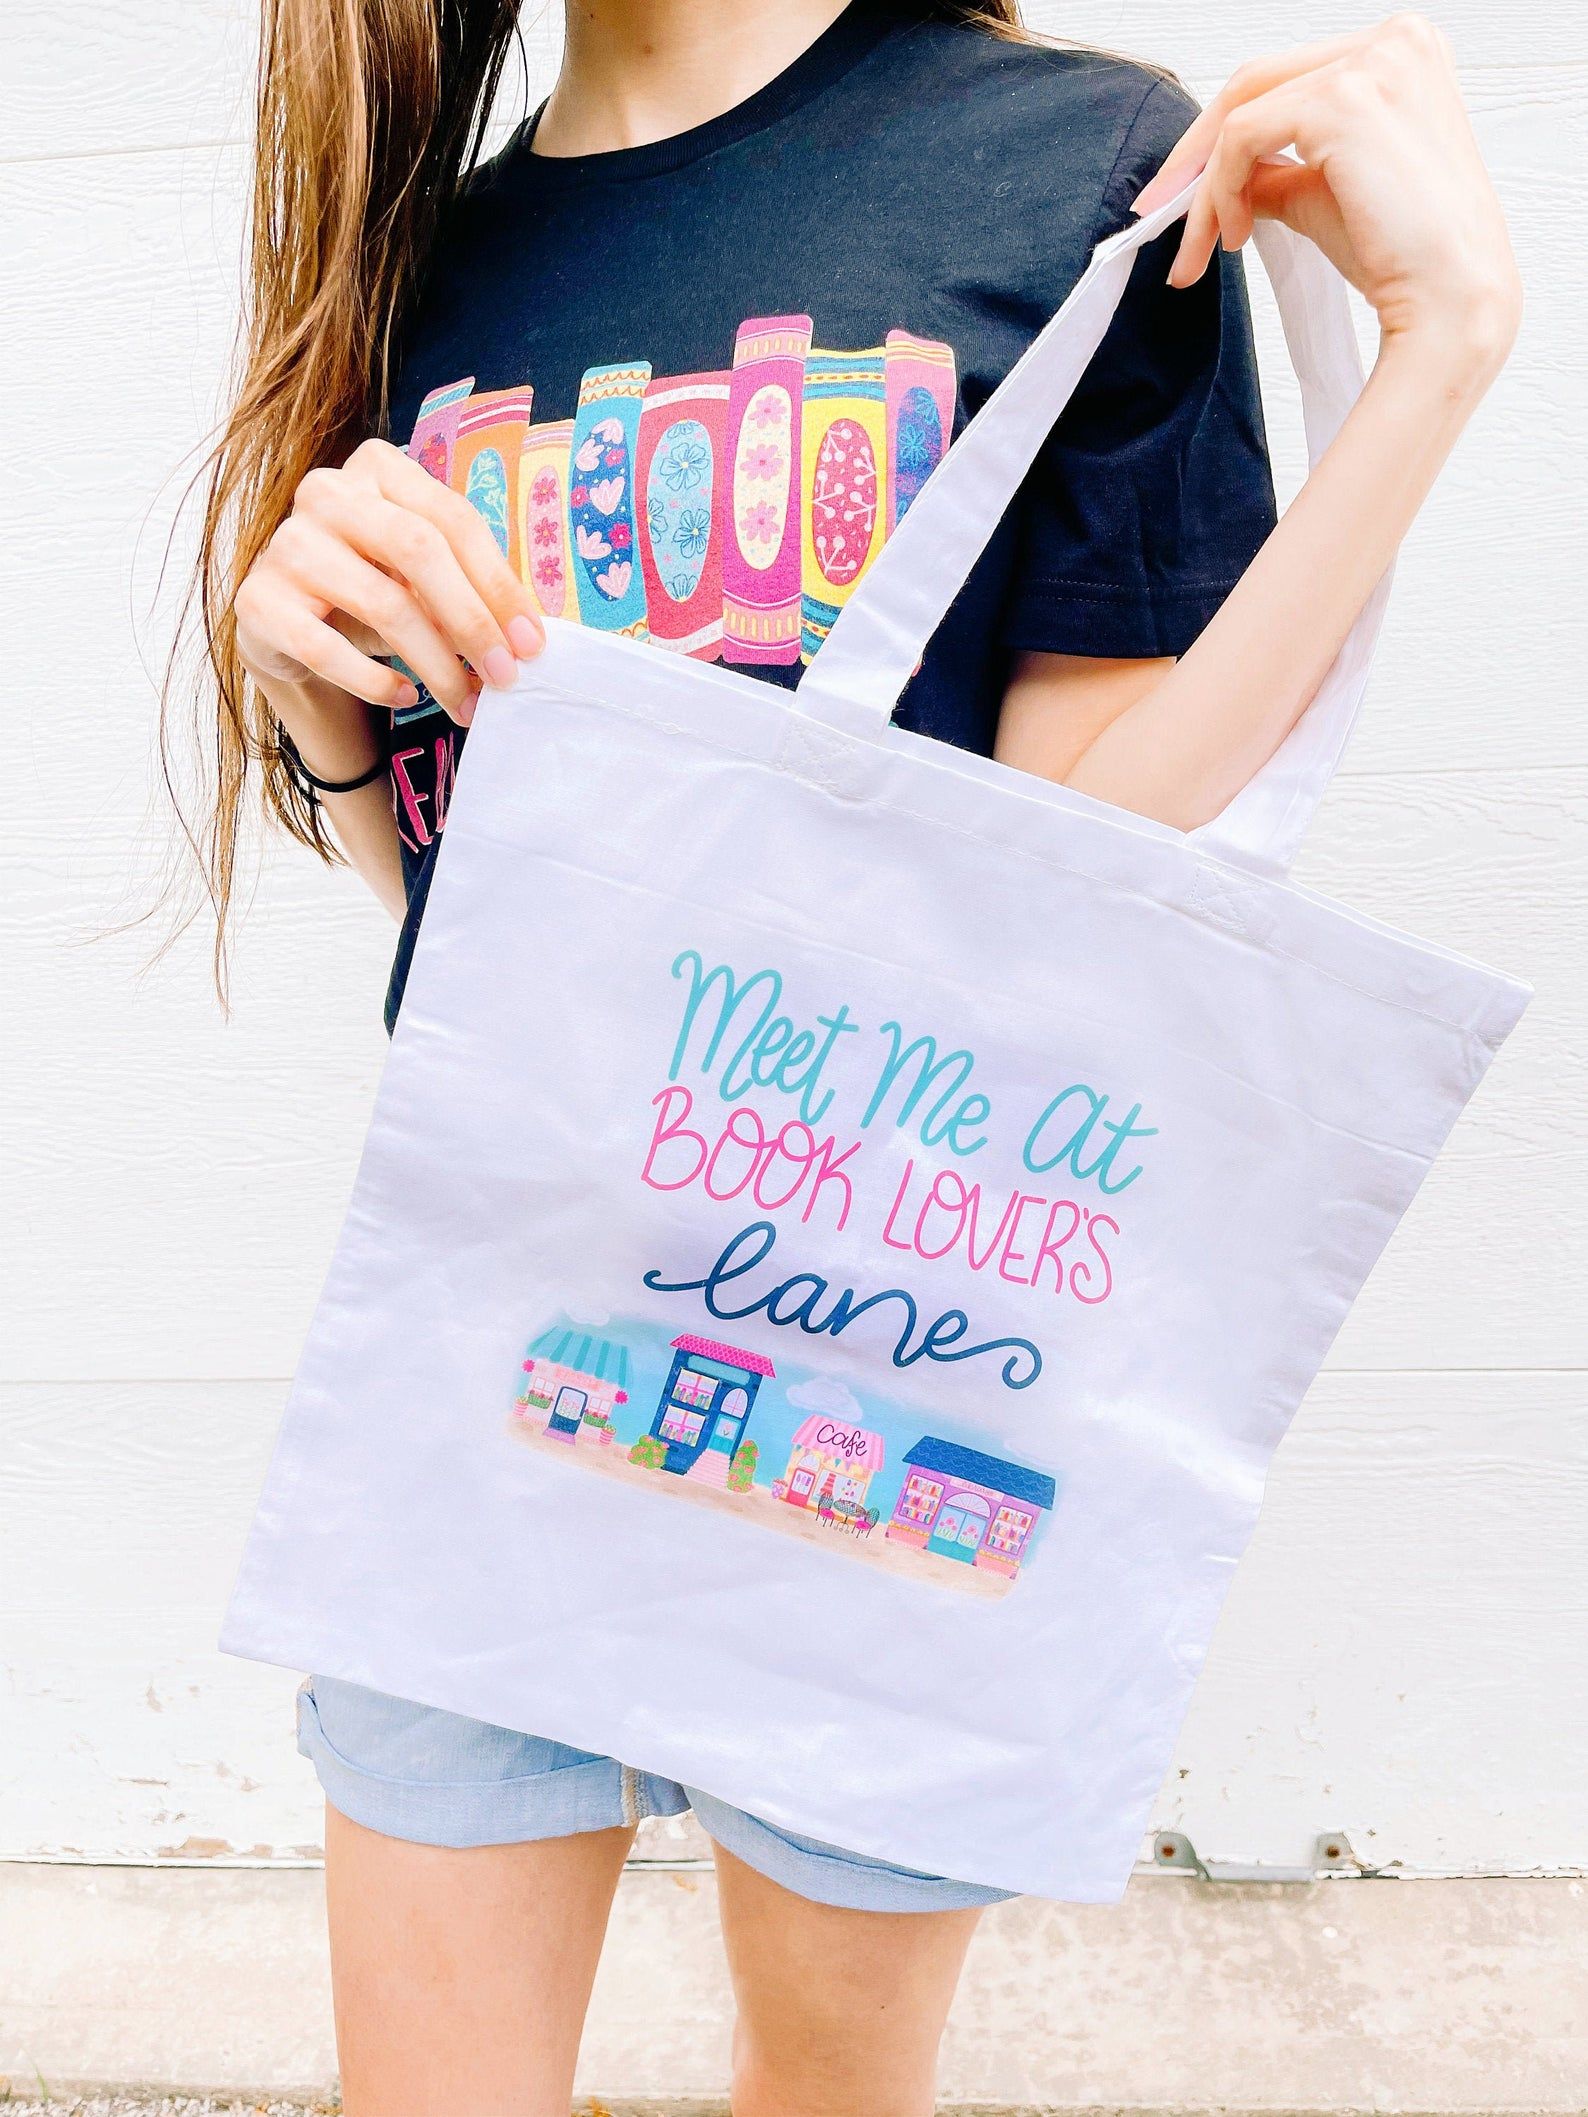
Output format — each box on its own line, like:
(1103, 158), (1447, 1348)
(1133, 13), (1520, 377)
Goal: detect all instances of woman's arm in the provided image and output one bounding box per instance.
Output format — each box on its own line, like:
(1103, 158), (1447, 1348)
(995, 654), (1171, 787)
(996, 14), (1519, 828)
(234, 439), (546, 913)
(259, 670), (410, 919)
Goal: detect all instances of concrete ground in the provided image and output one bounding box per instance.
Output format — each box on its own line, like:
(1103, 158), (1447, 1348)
(1, 2106), (335, 2115)
(0, 2105), (1580, 2117)
(4, 1860), (1585, 2112)
(6, 2102), (1584, 2117)
(0, 2105), (338, 2115)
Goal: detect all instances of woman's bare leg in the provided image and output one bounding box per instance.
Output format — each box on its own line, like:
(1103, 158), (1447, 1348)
(713, 1840), (983, 2117)
(323, 1800), (634, 2117)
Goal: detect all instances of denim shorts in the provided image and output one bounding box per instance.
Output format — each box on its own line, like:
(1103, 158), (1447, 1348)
(298, 1676), (1009, 1914)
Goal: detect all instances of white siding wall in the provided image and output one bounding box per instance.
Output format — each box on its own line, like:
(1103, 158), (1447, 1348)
(2, 0), (1583, 1875)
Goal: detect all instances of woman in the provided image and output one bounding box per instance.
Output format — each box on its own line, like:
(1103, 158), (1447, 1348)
(193, 1), (1516, 2109)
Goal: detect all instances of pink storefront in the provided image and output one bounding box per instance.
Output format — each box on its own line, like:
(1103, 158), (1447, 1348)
(774, 1415), (885, 1513)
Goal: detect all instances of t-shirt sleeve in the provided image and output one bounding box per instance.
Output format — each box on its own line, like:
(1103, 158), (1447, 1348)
(1000, 77), (1277, 661)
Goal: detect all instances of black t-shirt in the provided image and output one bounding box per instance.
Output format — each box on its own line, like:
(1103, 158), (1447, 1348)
(380, 0), (1276, 1028)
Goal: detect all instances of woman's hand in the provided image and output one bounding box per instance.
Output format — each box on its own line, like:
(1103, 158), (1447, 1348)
(1133, 13), (1521, 380)
(234, 436), (545, 738)
(1050, 17), (1518, 835)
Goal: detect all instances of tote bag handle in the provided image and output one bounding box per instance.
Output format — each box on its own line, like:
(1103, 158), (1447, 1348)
(791, 179), (1391, 879)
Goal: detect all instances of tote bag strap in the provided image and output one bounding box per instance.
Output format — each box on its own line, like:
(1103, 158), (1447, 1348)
(791, 179), (1390, 878)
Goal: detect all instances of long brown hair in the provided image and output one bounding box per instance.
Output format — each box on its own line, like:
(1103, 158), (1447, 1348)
(174, 0), (1030, 991)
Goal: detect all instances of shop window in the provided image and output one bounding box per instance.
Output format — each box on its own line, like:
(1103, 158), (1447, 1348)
(898, 1476), (944, 1524)
(987, 1506), (1033, 1555)
(671, 1368), (717, 1410)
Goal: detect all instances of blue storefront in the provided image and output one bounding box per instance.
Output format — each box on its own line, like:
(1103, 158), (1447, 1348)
(648, 1334), (775, 1479)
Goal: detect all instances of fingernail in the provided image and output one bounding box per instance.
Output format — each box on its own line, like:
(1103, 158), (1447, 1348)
(394, 680), (420, 709)
(483, 646), (516, 689)
(456, 690), (477, 727)
(507, 614), (542, 658)
(1131, 175), (1170, 216)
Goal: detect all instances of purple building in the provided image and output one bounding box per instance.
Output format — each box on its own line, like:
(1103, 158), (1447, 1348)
(885, 1437), (1056, 1580)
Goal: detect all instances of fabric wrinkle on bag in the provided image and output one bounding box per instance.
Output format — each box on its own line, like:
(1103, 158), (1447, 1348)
(222, 182), (1529, 1902)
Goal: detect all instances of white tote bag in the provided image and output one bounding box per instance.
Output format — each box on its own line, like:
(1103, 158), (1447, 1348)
(224, 185), (1528, 1901)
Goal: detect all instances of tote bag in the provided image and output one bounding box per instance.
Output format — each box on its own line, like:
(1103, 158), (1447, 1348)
(223, 184), (1528, 1901)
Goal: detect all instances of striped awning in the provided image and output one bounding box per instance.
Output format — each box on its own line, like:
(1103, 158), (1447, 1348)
(527, 1323), (632, 1391)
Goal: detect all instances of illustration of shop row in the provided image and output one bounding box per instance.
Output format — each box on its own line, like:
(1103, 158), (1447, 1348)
(514, 1323), (1055, 1582)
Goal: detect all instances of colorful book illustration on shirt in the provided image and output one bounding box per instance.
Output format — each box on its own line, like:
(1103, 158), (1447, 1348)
(519, 419), (576, 622)
(636, 371), (731, 659)
(399, 316), (953, 680)
(799, 347), (889, 662)
(451, 387), (535, 577)
(408, 376), (475, 485)
(721, 314), (813, 667)
(569, 362), (651, 638)
(508, 1313), (1059, 1600)
(884, 330), (955, 532)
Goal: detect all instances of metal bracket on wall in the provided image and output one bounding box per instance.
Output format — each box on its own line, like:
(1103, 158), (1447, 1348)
(1148, 1829), (1388, 1882)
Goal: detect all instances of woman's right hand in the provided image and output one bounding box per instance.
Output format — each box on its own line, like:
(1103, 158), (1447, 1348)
(234, 437), (545, 735)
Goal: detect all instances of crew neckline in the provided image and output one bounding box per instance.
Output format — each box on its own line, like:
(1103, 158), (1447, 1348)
(510, 1), (919, 189)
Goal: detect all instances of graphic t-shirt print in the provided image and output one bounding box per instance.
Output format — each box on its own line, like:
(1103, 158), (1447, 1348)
(391, 315), (955, 857)
(406, 312), (957, 666)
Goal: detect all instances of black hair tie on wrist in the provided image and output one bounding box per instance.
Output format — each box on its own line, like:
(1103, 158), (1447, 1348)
(277, 723), (387, 798)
